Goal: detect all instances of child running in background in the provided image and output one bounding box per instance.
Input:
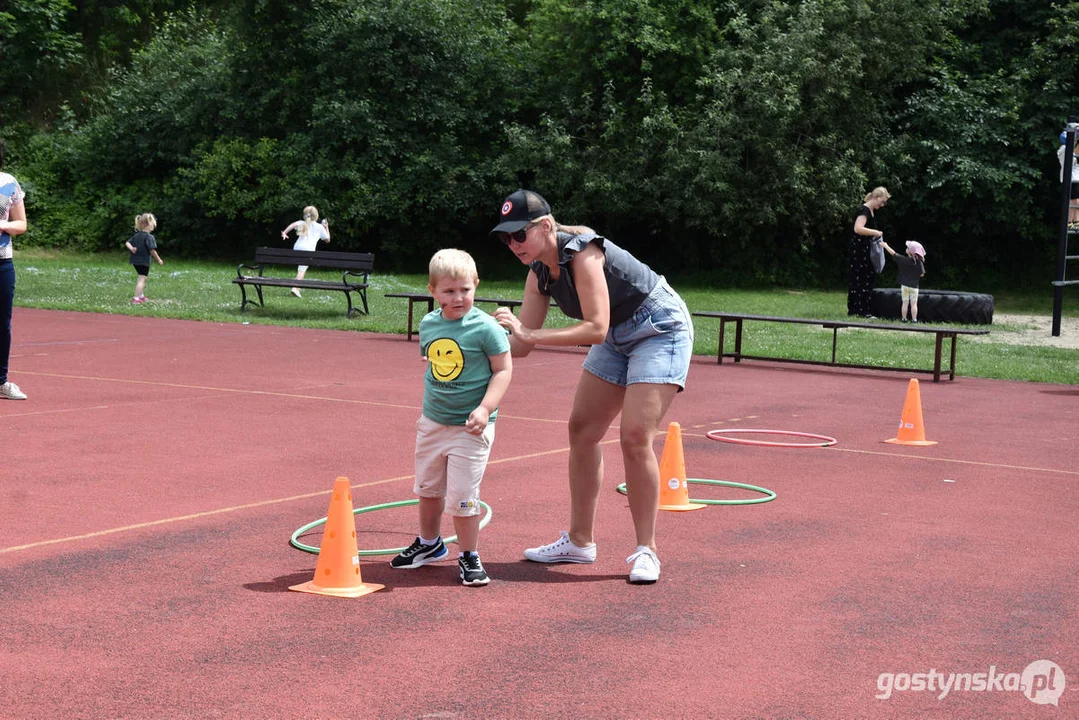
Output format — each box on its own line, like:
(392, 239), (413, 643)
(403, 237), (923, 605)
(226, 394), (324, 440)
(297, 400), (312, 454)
(125, 213), (164, 304)
(882, 240), (926, 323)
(390, 249), (512, 586)
(280, 206), (330, 297)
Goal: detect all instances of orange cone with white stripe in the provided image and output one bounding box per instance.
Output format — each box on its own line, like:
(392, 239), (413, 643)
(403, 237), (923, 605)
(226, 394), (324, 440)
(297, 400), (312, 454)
(657, 422), (706, 511)
(290, 477), (384, 598)
(885, 379), (938, 446)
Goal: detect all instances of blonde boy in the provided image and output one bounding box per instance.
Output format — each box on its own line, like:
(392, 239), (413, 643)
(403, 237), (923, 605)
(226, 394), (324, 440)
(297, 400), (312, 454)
(390, 249), (512, 585)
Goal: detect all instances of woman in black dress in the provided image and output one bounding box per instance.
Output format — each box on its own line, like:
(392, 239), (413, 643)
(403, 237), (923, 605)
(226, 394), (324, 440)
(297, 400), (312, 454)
(847, 186), (889, 317)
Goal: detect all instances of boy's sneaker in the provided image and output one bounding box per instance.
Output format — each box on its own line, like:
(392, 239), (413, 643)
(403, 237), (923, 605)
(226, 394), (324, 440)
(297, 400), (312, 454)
(0, 381), (27, 400)
(523, 531), (596, 564)
(290, 288), (302, 298)
(390, 537), (447, 569)
(458, 553), (490, 586)
(627, 546), (660, 584)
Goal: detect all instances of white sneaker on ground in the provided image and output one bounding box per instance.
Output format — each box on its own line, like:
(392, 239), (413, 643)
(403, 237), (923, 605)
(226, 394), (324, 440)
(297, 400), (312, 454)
(523, 531), (596, 564)
(290, 288), (302, 298)
(627, 546), (660, 584)
(0, 381), (27, 400)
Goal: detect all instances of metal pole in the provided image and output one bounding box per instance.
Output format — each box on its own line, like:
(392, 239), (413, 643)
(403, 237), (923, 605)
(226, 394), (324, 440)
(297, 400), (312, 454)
(1052, 117), (1078, 336)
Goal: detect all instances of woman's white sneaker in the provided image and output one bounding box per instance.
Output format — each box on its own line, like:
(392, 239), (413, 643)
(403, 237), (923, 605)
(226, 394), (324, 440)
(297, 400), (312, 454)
(627, 546), (660, 583)
(523, 531), (596, 563)
(0, 381), (27, 400)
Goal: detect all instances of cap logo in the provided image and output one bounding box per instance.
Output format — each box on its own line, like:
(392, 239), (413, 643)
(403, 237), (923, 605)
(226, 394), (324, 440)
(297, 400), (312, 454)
(501, 201), (513, 217)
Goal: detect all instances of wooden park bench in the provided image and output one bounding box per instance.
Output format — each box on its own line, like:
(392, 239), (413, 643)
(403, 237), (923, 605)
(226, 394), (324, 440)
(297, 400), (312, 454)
(691, 311), (989, 382)
(384, 292), (524, 341)
(233, 247), (374, 318)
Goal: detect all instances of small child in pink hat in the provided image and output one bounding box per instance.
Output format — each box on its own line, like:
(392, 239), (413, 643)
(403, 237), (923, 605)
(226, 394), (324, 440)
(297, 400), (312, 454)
(882, 240), (927, 322)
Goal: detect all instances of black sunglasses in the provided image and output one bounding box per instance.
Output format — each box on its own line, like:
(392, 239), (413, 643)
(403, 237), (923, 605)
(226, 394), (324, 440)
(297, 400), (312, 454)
(498, 220), (539, 246)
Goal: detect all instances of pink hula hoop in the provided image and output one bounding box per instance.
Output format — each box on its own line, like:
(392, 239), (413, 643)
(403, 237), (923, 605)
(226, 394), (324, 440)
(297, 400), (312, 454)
(706, 428), (837, 448)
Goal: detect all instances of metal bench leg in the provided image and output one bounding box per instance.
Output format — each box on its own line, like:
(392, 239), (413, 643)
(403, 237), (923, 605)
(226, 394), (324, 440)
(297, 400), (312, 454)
(406, 301), (416, 341)
(948, 333), (958, 381)
(239, 283), (249, 312)
(933, 333), (944, 382)
(718, 321), (726, 363)
(255, 285), (265, 308)
(734, 319), (743, 362)
(406, 298), (437, 340)
(345, 291), (355, 318)
(831, 328), (838, 364)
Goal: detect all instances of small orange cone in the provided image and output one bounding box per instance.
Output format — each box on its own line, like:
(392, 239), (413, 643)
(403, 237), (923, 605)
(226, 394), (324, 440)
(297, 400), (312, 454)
(657, 422), (706, 511)
(290, 477), (385, 598)
(885, 379), (938, 446)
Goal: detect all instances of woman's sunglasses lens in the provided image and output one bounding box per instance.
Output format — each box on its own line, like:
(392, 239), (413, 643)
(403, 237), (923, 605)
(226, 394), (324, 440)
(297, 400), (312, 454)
(500, 229), (527, 245)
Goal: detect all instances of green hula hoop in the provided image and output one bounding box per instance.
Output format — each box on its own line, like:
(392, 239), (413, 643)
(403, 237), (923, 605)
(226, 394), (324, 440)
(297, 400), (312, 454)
(289, 498), (494, 557)
(616, 478), (776, 506)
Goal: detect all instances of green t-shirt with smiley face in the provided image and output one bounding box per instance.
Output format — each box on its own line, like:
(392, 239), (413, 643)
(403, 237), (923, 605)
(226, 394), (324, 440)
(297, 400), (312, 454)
(420, 307), (510, 426)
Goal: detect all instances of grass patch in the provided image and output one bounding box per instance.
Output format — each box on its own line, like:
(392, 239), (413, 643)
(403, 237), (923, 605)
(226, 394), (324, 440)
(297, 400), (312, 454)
(12, 249), (1079, 384)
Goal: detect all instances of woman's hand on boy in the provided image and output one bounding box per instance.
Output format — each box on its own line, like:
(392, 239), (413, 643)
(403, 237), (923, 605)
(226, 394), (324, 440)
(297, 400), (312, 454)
(493, 307), (531, 341)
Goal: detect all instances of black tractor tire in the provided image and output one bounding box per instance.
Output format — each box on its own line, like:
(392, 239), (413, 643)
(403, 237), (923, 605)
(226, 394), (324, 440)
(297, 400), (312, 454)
(870, 288), (994, 325)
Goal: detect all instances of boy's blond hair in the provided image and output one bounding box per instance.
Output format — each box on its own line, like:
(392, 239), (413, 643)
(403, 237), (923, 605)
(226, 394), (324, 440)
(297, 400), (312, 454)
(135, 213), (157, 232)
(429, 249), (479, 284)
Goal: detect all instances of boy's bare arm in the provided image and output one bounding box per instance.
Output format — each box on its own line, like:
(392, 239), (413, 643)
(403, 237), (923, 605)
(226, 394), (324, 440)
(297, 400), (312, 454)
(478, 352), (512, 416)
(464, 351), (512, 435)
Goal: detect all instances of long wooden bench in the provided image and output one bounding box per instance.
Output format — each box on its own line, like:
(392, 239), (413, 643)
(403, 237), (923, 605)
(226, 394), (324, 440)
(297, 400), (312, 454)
(384, 292), (523, 341)
(233, 247), (373, 318)
(691, 312), (989, 382)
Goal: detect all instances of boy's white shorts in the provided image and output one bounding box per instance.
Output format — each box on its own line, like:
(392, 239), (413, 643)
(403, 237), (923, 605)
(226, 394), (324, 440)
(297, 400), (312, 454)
(901, 285), (919, 302)
(413, 414), (495, 517)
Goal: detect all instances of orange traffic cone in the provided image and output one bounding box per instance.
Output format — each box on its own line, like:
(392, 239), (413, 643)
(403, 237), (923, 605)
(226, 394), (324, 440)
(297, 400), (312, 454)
(290, 477), (385, 598)
(885, 379), (938, 446)
(657, 422), (706, 511)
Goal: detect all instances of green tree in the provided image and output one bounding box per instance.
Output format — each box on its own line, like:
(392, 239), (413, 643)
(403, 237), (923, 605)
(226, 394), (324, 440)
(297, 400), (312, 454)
(0, 0), (83, 126)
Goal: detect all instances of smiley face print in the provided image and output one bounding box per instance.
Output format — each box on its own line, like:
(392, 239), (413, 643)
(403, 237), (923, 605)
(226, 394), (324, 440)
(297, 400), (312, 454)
(427, 338), (465, 382)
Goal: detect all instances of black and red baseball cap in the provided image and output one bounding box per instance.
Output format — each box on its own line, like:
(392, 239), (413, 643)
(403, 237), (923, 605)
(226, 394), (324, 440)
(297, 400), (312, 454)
(490, 189), (551, 234)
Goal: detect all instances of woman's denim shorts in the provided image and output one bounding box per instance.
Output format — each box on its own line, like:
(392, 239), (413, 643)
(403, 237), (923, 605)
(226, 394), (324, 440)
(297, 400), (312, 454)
(583, 278), (694, 390)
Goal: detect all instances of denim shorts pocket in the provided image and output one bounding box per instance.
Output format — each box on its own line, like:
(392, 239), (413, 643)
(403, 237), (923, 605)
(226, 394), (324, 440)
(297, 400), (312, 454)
(648, 305), (683, 334)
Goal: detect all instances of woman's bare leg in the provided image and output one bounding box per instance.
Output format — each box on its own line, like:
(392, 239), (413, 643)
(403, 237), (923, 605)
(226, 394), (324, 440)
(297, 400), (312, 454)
(566, 372), (625, 548)
(620, 383), (680, 550)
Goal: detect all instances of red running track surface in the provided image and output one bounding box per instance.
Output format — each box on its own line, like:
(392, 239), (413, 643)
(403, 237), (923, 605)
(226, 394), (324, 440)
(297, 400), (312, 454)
(1, 308), (1076, 719)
